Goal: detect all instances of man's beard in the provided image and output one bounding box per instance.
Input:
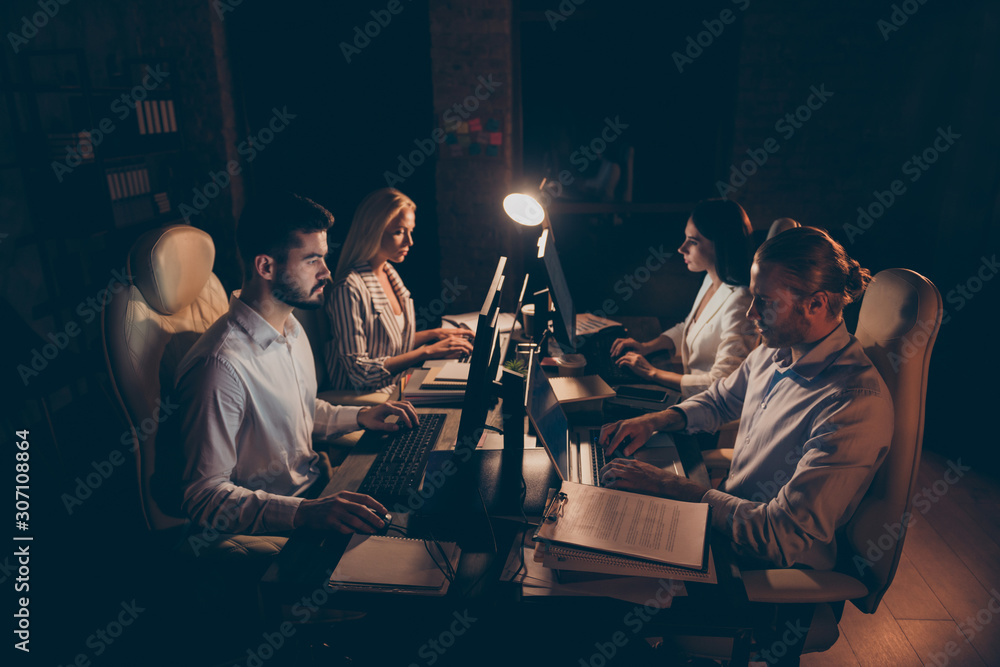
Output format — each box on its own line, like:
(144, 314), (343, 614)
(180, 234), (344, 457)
(273, 270), (328, 310)
(756, 303), (809, 348)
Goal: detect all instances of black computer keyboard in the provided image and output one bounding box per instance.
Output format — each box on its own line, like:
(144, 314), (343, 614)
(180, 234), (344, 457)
(357, 413), (447, 503)
(584, 328), (638, 386)
(590, 428), (608, 487)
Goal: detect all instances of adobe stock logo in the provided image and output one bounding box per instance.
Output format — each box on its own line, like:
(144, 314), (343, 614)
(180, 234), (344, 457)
(842, 126), (960, 244)
(179, 107), (297, 222)
(671, 0), (751, 73)
(877, 0), (930, 41)
(339, 0), (412, 63)
(7, 0), (72, 53)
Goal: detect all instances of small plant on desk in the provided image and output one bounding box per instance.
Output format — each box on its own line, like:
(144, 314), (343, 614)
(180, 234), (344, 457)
(502, 359), (527, 376)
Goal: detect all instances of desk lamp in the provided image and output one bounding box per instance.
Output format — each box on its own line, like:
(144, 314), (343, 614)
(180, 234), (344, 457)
(502, 192), (546, 229)
(503, 188), (554, 347)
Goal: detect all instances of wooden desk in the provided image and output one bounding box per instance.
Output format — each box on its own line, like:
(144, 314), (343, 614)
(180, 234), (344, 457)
(256, 318), (736, 662)
(261, 320), (711, 639)
(260, 400), (709, 607)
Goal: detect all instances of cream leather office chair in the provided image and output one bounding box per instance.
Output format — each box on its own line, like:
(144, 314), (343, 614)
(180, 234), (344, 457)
(767, 217), (801, 239)
(678, 268), (942, 664)
(102, 225), (283, 556)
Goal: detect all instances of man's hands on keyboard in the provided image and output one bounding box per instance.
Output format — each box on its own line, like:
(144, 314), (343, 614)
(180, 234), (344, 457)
(357, 401), (420, 431)
(599, 416), (656, 456)
(600, 459), (709, 502)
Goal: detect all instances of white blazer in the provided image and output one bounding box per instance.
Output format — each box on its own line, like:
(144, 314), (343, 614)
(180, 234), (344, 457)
(662, 274), (757, 398)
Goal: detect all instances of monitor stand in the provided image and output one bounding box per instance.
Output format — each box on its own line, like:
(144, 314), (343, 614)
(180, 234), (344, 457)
(416, 448), (558, 519)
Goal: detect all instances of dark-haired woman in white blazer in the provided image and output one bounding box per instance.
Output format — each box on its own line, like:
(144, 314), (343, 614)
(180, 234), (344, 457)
(612, 199), (758, 398)
(325, 189), (473, 393)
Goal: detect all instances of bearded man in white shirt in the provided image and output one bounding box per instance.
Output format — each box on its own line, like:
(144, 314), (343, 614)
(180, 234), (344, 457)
(599, 226), (893, 570)
(176, 192), (419, 536)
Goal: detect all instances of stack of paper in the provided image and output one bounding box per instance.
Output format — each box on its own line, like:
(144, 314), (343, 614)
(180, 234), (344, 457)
(575, 313), (622, 336)
(533, 482), (712, 574)
(402, 367), (465, 405)
(500, 534), (689, 605)
(419, 362), (470, 389)
(535, 541), (717, 584)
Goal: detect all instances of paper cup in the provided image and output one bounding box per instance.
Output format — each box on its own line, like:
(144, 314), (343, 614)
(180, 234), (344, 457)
(521, 303), (535, 339)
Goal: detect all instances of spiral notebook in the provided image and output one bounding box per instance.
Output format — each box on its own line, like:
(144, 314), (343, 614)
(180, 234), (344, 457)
(328, 534), (461, 596)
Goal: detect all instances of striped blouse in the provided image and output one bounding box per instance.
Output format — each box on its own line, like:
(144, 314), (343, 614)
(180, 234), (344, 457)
(324, 262), (416, 393)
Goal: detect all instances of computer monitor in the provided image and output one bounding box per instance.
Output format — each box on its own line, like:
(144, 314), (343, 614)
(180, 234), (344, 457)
(455, 256), (507, 454)
(526, 351), (571, 480)
(509, 272), (530, 342)
(537, 227), (576, 351)
(491, 273), (530, 385)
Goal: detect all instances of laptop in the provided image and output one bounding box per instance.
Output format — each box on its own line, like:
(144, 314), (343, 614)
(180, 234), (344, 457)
(527, 356), (684, 487)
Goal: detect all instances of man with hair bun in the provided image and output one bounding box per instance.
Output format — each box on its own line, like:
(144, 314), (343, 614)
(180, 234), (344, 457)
(599, 226), (893, 570)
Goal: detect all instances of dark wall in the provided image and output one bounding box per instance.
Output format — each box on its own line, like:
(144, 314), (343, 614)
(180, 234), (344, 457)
(724, 1), (999, 470)
(224, 0), (442, 305)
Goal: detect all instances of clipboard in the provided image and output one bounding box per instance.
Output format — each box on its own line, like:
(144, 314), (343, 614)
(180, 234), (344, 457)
(533, 481), (710, 572)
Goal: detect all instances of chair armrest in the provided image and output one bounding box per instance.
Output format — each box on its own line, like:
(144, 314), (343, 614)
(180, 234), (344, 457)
(317, 390), (389, 407)
(702, 448), (734, 470)
(742, 569), (869, 604)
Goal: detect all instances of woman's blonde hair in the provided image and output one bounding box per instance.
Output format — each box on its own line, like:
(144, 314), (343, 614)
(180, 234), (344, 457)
(334, 188), (416, 281)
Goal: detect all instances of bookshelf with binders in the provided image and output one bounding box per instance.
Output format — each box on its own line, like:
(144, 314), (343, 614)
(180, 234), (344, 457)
(14, 50), (186, 239)
(1, 48), (192, 350)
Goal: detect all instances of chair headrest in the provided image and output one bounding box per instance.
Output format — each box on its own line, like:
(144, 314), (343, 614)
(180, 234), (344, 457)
(857, 270), (923, 341)
(128, 225), (216, 316)
(766, 218), (801, 239)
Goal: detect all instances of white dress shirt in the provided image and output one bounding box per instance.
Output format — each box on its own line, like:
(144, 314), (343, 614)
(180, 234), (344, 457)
(662, 274), (757, 397)
(677, 322), (894, 570)
(175, 294), (363, 534)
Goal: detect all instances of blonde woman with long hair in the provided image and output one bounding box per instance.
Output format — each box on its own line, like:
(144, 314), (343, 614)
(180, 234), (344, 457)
(324, 188), (473, 392)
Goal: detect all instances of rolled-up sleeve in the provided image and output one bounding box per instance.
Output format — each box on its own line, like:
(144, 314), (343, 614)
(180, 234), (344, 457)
(326, 280), (393, 392)
(676, 353), (751, 434)
(179, 357), (303, 534)
(703, 388), (892, 568)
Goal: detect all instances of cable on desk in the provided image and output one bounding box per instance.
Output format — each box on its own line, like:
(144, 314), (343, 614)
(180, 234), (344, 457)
(511, 470), (529, 581)
(424, 531), (457, 583)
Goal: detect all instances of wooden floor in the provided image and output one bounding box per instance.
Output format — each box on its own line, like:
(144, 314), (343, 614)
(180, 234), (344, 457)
(801, 451), (1000, 666)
